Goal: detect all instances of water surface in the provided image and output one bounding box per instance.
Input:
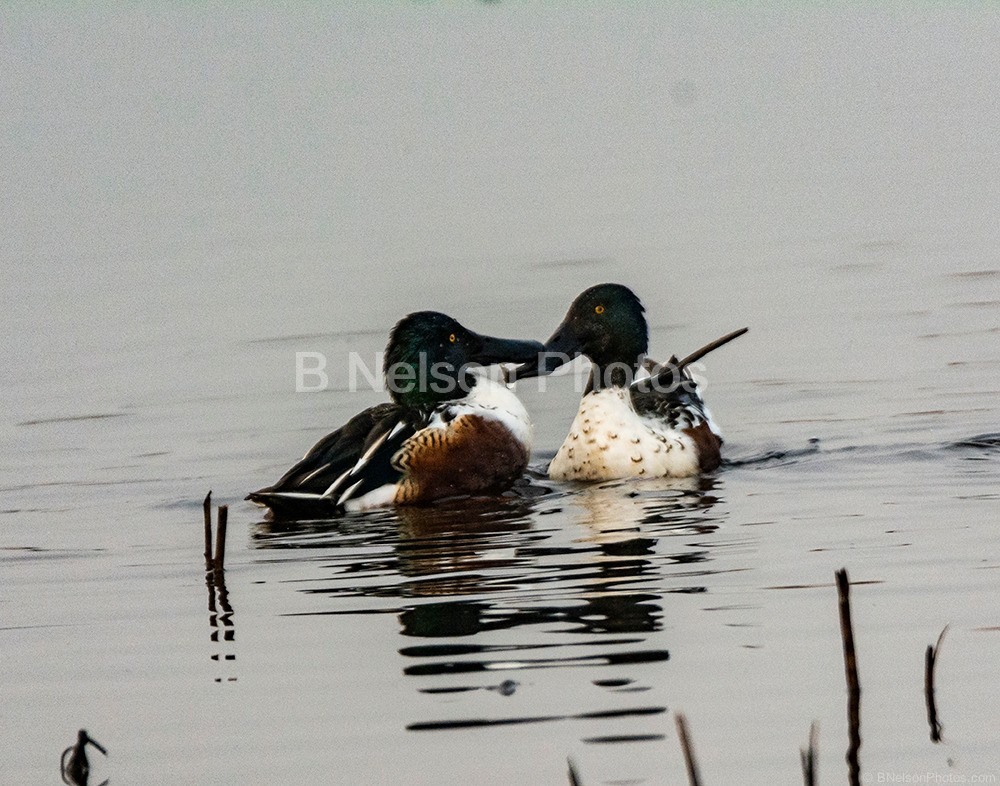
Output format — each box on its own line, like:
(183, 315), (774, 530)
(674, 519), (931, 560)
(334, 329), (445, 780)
(3, 5), (1000, 784)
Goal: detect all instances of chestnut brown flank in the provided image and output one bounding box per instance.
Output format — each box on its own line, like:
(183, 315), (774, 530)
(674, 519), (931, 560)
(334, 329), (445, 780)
(394, 415), (529, 504)
(683, 422), (722, 472)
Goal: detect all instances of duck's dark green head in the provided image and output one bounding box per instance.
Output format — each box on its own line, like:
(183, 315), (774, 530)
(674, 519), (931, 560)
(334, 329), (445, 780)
(383, 311), (543, 409)
(510, 284), (648, 383)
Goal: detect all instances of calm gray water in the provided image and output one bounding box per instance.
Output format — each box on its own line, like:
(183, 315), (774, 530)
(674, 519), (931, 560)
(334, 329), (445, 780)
(3, 5), (1000, 784)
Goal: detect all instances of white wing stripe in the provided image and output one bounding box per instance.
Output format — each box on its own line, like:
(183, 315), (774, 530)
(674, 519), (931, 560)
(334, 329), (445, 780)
(300, 461), (332, 485)
(321, 421), (401, 498)
(336, 479), (364, 506)
(322, 466), (354, 498)
(387, 419), (408, 440)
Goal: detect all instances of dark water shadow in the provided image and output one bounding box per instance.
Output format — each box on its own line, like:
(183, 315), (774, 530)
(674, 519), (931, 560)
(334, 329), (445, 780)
(948, 432), (1000, 460)
(723, 437), (821, 468)
(725, 431), (1000, 475)
(19, 412), (126, 427)
(407, 704), (667, 732)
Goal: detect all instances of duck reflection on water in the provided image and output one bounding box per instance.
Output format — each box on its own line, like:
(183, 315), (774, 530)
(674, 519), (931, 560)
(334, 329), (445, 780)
(250, 474), (727, 636)
(248, 482), (734, 734)
(558, 474), (723, 546)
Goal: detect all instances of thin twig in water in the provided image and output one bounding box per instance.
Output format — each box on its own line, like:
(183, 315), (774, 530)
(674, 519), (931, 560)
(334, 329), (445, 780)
(925, 624), (949, 742)
(676, 326), (749, 370)
(214, 505), (228, 573)
(203, 490), (213, 570)
(836, 568), (861, 786)
(800, 721), (818, 786)
(567, 757), (582, 786)
(636, 327), (749, 392)
(675, 712), (702, 786)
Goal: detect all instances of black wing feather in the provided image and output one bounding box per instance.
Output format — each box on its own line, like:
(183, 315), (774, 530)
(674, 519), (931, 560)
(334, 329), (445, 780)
(628, 327), (747, 431)
(630, 361), (712, 430)
(248, 403), (405, 500)
(324, 416), (418, 505)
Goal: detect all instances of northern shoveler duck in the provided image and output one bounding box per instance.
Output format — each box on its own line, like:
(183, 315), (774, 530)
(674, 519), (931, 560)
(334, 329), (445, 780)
(247, 312), (543, 517)
(511, 283), (746, 482)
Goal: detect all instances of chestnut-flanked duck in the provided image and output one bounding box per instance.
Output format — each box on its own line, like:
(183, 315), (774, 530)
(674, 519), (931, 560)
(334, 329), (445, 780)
(248, 312), (543, 517)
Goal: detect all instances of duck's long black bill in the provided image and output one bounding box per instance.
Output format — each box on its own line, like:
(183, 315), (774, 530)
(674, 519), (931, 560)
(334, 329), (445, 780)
(470, 334), (545, 367)
(506, 320), (582, 381)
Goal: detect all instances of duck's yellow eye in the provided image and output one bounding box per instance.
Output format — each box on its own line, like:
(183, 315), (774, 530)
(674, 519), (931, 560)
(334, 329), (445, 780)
(448, 333), (457, 343)
(595, 305), (605, 315)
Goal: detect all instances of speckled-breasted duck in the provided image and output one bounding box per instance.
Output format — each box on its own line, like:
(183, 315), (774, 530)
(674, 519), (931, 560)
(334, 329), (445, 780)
(512, 284), (746, 482)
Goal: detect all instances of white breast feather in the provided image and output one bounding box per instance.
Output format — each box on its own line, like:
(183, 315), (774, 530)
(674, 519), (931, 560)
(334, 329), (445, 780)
(548, 388), (700, 481)
(341, 376), (532, 512)
(426, 373), (533, 451)
(343, 483), (399, 512)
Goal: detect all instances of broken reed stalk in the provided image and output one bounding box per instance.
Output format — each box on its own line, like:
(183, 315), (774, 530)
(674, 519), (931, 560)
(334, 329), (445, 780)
(203, 491), (213, 570)
(214, 505), (228, 573)
(675, 712), (702, 786)
(676, 326), (750, 371)
(925, 625), (948, 743)
(800, 721), (818, 786)
(835, 568), (861, 786)
(567, 757), (582, 786)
